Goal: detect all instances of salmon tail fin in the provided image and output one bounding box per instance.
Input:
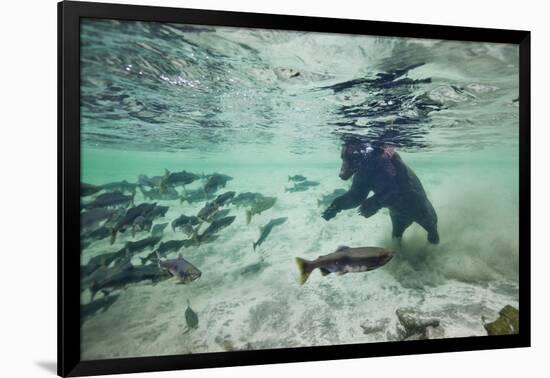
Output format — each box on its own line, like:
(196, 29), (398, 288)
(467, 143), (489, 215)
(158, 169), (169, 193)
(109, 228), (117, 245)
(252, 241), (257, 251)
(90, 283), (99, 301)
(130, 190), (136, 206)
(138, 185), (147, 198)
(246, 210), (252, 225)
(191, 227), (201, 244)
(288, 176), (291, 182)
(295, 257), (313, 285)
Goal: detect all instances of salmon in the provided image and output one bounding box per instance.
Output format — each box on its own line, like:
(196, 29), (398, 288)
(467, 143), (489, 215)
(295, 245), (395, 285)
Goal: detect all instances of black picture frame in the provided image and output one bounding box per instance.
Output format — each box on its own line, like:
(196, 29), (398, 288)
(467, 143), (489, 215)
(58, 1), (531, 376)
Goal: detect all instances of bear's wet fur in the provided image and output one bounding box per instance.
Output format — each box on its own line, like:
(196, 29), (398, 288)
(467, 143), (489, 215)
(322, 143), (439, 244)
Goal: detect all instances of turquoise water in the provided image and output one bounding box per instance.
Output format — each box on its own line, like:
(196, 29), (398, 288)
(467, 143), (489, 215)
(80, 19), (519, 359)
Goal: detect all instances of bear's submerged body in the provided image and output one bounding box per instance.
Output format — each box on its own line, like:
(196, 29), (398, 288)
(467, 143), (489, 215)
(323, 145), (439, 244)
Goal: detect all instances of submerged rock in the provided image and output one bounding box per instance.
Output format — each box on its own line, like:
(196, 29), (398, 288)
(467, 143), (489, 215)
(360, 318), (391, 335)
(483, 305), (519, 335)
(425, 324), (445, 339)
(214, 336), (237, 352)
(395, 307), (441, 341)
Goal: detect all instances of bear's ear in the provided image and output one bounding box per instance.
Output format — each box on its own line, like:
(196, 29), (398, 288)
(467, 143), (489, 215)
(380, 145), (396, 158)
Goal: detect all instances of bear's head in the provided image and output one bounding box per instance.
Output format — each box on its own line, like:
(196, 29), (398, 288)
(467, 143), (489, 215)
(339, 143), (375, 180)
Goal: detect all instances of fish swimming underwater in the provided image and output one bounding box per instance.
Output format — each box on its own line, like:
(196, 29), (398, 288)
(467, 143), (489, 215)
(157, 253), (202, 284)
(148, 204), (169, 219)
(214, 191), (236, 206)
(140, 239), (193, 265)
(100, 180), (138, 194)
(285, 180), (320, 193)
(245, 196), (277, 225)
(81, 226), (112, 249)
(209, 209), (231, 222)
(160, 169), (200, 192)
(81, 250), (124, 278)
(140, 185), (180, 201)
(151, 222), (169, 237)
(80, 294), (120, 326)
(138, 174), (163, 188)
(124, 235), (162, 255)
(81, 182), (102, 197)
(172, 214), (201, 234)
(185, 300), (199, 330)
(297, 180), (320, 187)
(131, 215), (153, 236)
(179, 188), (215, 204)
(89, 263), (172, 297)
(81, 208), (120, 234)
(197, 201), (220, 222)
(253, 217), (287, 250)
(288, 174), (307, 182)
(231, 192), (264, 208)
(82, 191), (134, 210)
(284, 185), (309, 193)
(110, 202), (157, 244)
(130, 204), (167, 235)
(238, 258), (269, 276)
(204, 173), (233, 193)
(317, 189), (348, 207)
(195, 216), (236, 243)
(295, 246), (396, 285)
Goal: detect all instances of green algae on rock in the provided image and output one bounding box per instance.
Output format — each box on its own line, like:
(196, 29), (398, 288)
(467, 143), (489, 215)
(483, 305), (519, 335)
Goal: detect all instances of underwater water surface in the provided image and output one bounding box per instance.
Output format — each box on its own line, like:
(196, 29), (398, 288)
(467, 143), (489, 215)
(79, 19), (519, 359)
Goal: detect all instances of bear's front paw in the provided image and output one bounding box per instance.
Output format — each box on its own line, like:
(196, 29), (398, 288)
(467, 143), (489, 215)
(322, 206), (337, 221)
(358, 199), (379, 218)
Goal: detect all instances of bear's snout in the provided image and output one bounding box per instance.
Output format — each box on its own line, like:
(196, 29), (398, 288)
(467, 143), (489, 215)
(339, 164), (353, 180)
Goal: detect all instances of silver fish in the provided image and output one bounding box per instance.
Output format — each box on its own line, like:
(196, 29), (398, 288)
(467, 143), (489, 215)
(295, 246), (395, 285)
(185, 299), (199, 330)
(158, 253), (202, 284)
(253, 217), (287, 250)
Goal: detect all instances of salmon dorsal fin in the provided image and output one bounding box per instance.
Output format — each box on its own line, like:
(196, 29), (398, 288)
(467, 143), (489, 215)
(335, 245), (350, 252)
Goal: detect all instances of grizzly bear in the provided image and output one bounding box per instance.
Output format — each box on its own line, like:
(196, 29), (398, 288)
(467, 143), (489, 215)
(322, 143), (439, 244)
